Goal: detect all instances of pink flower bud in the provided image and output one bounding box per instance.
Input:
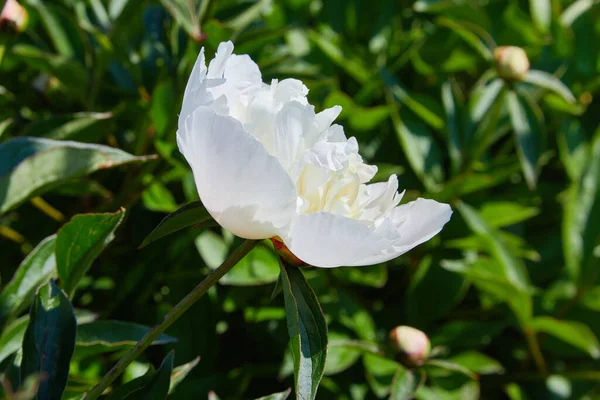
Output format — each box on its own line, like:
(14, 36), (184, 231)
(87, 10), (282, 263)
(389, 326), (430, 367)
(0, 0), (28, 32)
(494, 46), (530, 80)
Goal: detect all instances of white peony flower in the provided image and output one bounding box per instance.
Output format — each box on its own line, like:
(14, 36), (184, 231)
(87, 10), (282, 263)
(177, 41), (452, 268)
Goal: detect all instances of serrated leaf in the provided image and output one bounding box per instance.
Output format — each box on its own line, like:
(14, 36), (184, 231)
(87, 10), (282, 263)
(0, 137), (154, 214)
(139, 200), (215, 248)
(280, 261), (328, 400)
(0, 235), (56, 328)
(56, 210), (125, 298)
(21, 280), (77, 400)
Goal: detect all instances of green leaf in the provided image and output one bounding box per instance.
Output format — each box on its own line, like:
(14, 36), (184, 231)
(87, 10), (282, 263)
(456, 201), (530, 291)
(139, 200), (215, 248)
(506, 90), (543, 190)
(563, 129), (600, 284)
(389, 367), (419, 400)
(23, 112), (113, 142)
(389, 111), (444, 192)
(159, 0), (197, 37)
(425, 359), (478, 380)
(31, 1), (77, 57)
(430, 320), (506, 349)
(406, 256), (468, 327)
(332, 264), (387, 288)
(529, 0), (551, 32)
(107, 353), (175, 399)
(530, 317), (600, 359)
(325, 333), (363, 376)
(221, 244), (280, 286)
(168, 356), (200, 395)
(195, 231), (229, 269)
(197, 234), (280, 286)
(437, 17), (493, 61)
(255, 389), (292, 400)
(383, 69), (446, 130)
(280, 261), (328, 400)
(141, 178), (178, 213)
(105, 365), (157, 399)
(479, 202), (540, 228)
(468, 79), (505, 132)
(75, 321), (177, 358)
(561, 0), (598, 26)
(10, 45), (87, 96)
(135, 351), (175, 400)
(416, 381), (480, 400)
(522, 70), (576, 104)
(441, 258), (532, 324)
(448, 351), (505, 375)
(56, 210), (125, 298)
(0, 235), (56, 327)
(557, 119), (589, 181)
(0, 137), (154, 214)
(441, 81), (463, 174)
(0, 315), (29, 364)
(363, 354), (400, 398)
(21, 280), (77, 400)
(308, 30), (371, 84)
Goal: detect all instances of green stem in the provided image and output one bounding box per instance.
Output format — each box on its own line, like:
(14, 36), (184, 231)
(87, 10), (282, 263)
(524, 327), (548, 377)
(83, 239), (259, 400)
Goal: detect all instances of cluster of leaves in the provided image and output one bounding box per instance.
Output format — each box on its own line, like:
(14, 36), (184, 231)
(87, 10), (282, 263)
(1, 0), (599, 399)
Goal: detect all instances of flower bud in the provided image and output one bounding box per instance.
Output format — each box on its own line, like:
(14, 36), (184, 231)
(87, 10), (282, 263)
(389, 326), (430, 367)
(0, 0), (28, 32)
(494, 46), (530, 80)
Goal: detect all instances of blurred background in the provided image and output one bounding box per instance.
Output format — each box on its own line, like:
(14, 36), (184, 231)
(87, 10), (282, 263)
(1, 0), (599, 399)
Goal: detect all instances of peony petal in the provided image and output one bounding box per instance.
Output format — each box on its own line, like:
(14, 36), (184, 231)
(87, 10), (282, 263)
(356, 198), (452, 266)
(285, 212), (392, 268)
(179, 48), (212, 129)
(285, 198), (451, 267)
(178, 106), (297, 239)
(389, 198), (453, 252)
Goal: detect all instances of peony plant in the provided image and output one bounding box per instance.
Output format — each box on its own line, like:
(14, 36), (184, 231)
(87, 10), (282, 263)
(83, 42), (452, 400)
